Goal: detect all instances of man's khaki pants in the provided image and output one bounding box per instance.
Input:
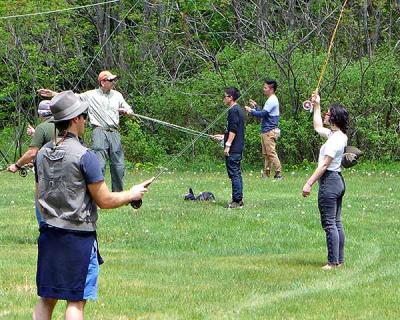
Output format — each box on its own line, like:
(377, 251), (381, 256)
(261, 129), (282, 176)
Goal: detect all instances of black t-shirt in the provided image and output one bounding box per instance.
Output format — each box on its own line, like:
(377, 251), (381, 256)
(224, 104), (245, 154)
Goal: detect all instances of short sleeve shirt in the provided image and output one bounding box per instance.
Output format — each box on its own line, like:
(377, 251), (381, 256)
(80, 151), (104, 184)
(30, 121), (56, 148)
(318, 130), (348, 171)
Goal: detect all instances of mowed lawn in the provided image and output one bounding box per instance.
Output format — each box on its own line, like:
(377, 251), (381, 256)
(0, 165), (399, 319)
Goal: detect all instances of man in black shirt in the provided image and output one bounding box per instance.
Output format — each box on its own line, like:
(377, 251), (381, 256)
(214, 87), (245, 208)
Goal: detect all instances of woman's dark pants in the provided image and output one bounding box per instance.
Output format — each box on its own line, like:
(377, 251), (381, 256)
(318, 171), (346, 265)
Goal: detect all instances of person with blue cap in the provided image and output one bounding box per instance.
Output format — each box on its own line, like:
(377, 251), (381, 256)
(8, 100), (54, 174)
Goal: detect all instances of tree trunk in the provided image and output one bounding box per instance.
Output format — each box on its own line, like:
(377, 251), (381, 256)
(256, 0), (268, 45)
(232, 0), (245, 50)
(94, 3), (113, 67)
(140, 0), (153, 61)
(362, 0), (372, 59)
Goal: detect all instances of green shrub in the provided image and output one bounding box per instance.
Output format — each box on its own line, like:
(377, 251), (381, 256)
(120, 118), (167, 165)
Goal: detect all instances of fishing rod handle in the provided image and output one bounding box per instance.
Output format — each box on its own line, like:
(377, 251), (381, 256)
(130, 199), (143, 209)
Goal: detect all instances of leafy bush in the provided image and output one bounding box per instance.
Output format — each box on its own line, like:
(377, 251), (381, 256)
(120, 118), (167, 165)
(121, 44), (399, 166)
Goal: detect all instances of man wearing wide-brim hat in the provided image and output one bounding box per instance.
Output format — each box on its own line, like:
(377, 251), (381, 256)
(38, 70), (134, 192)
(33, 91), (153, 320)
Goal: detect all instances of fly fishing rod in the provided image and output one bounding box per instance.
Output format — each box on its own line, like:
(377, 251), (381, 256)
(303, 0), (348, 111)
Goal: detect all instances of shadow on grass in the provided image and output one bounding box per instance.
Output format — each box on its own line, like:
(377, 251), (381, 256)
(183, 199), (228, 208)
(288, 258), (322, 267)
(278, 256), (323, 268)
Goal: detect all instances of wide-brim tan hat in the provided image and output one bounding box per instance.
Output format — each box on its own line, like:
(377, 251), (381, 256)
(48, 90), (89, 123)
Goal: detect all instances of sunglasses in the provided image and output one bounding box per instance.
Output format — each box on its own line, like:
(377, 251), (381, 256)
(105, 78), (117, 83)
(80, 113), (88, 120)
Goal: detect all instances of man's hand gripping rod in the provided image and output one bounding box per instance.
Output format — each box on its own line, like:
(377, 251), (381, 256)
(130, 176), (157, 209)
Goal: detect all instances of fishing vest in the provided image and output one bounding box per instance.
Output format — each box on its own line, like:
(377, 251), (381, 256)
(36, 135), (98, 232)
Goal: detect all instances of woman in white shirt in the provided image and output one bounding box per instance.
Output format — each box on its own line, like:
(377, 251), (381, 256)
(302, 91), (349, 270)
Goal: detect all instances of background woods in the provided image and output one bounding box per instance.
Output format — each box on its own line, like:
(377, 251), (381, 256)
(0, 0), (399, 166)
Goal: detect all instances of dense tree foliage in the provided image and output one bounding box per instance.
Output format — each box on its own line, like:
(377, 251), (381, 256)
(0, 0), (399, 166)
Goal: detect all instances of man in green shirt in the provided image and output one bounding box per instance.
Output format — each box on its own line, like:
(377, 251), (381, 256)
(7, 100), (55, 173)
(8, 100), (56, 226)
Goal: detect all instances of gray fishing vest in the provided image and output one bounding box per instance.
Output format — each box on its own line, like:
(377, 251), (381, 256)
(36, 136), (98, 232)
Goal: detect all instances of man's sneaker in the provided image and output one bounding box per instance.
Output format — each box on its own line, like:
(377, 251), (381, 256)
(273, 174), (283, 180)
(225, 200), (244, 209)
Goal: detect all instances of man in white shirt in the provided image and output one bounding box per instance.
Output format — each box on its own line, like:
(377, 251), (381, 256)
(38, 70), (133, 191)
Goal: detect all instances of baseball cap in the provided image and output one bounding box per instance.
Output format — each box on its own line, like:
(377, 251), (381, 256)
(38, 100), (52, 117)
(98, 70), (118, 82)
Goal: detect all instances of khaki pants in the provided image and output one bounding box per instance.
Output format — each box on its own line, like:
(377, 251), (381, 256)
(261, 129), (282, 176)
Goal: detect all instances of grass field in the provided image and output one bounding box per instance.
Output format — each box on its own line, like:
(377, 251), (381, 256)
(0, 164), (399, 319)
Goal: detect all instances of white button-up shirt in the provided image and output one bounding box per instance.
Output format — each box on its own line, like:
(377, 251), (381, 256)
(79, 88), (132, 129)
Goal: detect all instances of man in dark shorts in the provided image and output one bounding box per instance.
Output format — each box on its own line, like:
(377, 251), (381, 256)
(33, 91), (153, 319)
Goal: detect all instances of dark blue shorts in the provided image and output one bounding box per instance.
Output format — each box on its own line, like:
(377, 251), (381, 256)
(36, 225), (101, 301)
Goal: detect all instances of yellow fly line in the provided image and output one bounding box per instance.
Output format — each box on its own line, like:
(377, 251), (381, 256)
(303, 0), (349, 110)
(315, 0), (349, 91)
